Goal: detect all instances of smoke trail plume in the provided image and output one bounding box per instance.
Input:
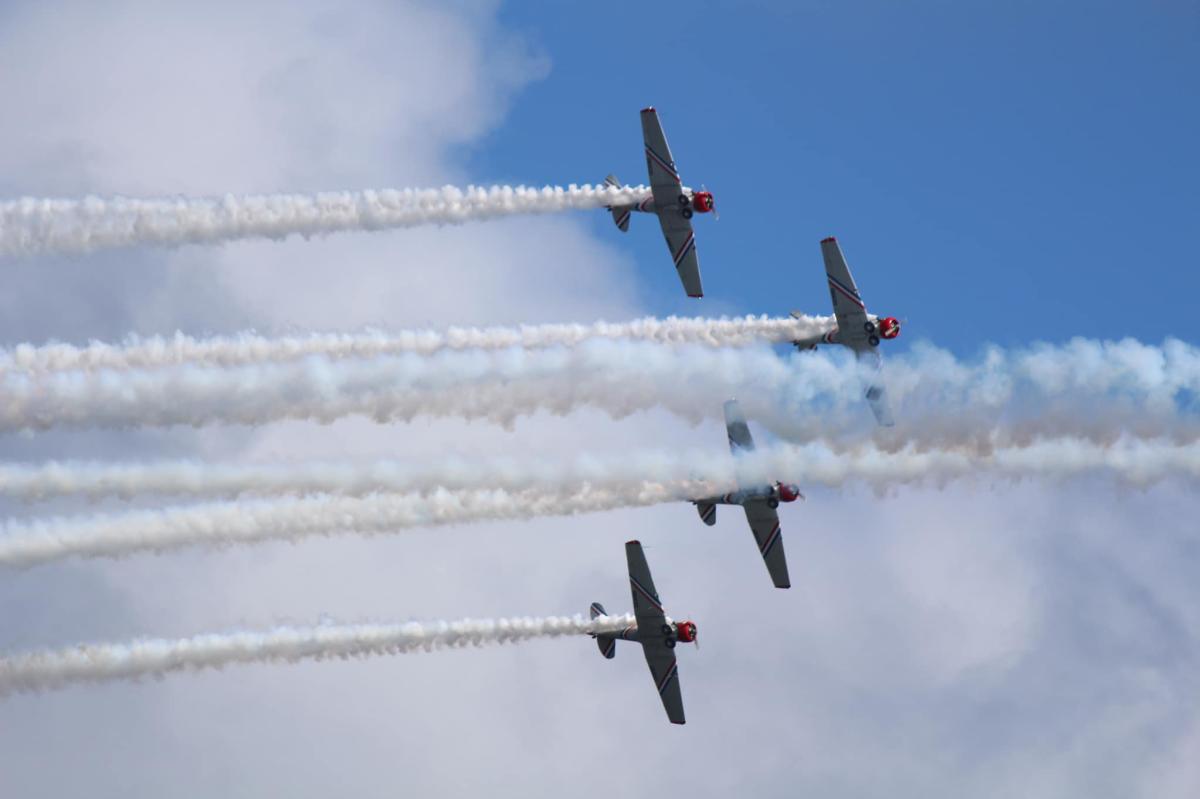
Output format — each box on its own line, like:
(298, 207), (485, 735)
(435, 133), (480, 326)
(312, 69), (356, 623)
(1, 338), (1197, 446)
(0, 184), (651, 257)
(0, 315), (827, 375)
(3, 438), (1197, 503)
(3, 438), (1197, 568)
(0, 485), (710, 568)
(0, 613), (635, 697)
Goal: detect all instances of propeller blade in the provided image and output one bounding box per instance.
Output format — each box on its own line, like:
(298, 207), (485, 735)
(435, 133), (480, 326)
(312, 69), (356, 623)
(702, 184), (718, 220)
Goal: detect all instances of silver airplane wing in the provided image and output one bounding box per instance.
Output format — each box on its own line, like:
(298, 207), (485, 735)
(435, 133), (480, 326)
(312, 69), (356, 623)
(742, 500), (791, 589)
(821, 237), (871, 349)
(858, 349), (896, 427)
(641, 107), (703, 298)
(626, 540), (686, 725)
(723, 398), (755, 455)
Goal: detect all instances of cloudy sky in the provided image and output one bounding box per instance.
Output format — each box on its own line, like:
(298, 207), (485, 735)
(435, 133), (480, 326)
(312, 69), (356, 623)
(1, 2), (1197, 797)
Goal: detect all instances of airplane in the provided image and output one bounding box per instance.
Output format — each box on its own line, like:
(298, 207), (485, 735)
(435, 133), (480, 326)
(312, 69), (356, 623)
(589, 540), (698, 725)
(692, 399), (801, 589)
(790, 236), (902, 427)
(603, 107), (715, 298)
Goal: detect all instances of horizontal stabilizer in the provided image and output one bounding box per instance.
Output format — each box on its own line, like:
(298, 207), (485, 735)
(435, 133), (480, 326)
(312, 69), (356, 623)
(604, 174), (632, 231)
(589, 602), (617, 659)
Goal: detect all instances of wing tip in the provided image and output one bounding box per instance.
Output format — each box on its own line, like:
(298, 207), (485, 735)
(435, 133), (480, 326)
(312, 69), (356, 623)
(670, 719), (686, 725)
(687, 292), (703, 298)
(641, 106), (656, 114)
(821, 236), (837, 244)
(626, 539), (641, 546)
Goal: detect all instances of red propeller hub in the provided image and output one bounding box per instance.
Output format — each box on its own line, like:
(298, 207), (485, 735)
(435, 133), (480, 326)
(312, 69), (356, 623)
(691, 191), (714, 213)
(676, 621), (698, 643)
(879, 316), (901, 340)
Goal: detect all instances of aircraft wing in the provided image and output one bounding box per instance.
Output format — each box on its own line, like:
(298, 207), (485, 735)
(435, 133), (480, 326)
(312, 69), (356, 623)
(657, 217), (702, 298)
(866, 383), (895, 427)
(723, 399), (755, 455)
(858, 349), (896, 427)
(641, 108), (702, 298)
(626, 540), (686, 724)
(641, 107), (683, 200)
(821, 237), (871, 350)
(643, 637), (685, 725)
(742, 500), (791, 589)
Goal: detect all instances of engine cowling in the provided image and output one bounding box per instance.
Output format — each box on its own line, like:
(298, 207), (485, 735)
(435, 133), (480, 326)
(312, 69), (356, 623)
(777, 482), (803, 503)
(675, 621), (698, 643)
(691, 191), (714, 213)
(878, 316), (901, 340)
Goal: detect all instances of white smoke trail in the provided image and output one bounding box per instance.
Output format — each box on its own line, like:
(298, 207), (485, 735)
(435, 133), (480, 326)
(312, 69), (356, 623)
(0, 184), (651, 257)
(0, 613), (636, 697)
(3, 439), (1197, 568)
(0, 314), (827, 375)
(0, 485), (710, 568)
(1, 338), (1198, 446)
(0, 452), (722, 501)
(3, 438), (1197, 502)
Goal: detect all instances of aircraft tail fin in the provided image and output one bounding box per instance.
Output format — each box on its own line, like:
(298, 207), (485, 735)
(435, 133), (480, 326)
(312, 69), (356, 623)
(604, 174), (632, 232)
(696, 502), (717, 526)
(589, 602), (617, 659)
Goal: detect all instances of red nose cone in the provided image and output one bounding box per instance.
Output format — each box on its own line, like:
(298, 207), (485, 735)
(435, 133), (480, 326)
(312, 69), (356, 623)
(691, 192), (714, 213)
(778, 483), (801, 502)
(879, 317), (901, 339)
(676, 621), (697, 643)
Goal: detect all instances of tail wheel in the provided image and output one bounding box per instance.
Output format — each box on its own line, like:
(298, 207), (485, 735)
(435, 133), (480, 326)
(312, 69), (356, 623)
(868, 335), (881, 347)
(681, 207), (694, 219)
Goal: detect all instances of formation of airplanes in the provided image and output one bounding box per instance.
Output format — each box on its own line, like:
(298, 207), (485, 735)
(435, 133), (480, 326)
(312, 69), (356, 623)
(587, 108), (904, 723)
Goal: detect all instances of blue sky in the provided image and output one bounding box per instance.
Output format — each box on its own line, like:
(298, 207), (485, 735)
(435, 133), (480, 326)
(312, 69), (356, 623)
(476, 2), (1199, 349)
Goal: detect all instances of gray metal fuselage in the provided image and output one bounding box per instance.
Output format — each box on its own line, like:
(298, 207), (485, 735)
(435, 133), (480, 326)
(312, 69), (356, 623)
(596, 619), (683, 647)
(703, 484), (777, 507)
(609, 193), (661, 217)
(792, 316), (882, 352)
